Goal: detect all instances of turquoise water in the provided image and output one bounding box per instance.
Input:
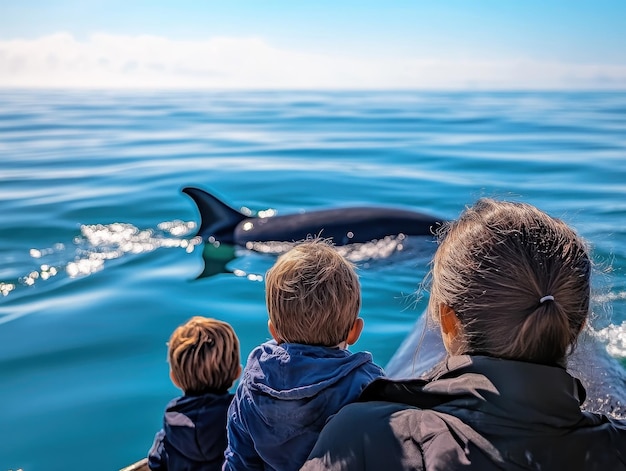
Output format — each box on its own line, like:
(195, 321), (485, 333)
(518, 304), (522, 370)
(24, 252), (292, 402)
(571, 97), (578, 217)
(1, 90), (625, 471)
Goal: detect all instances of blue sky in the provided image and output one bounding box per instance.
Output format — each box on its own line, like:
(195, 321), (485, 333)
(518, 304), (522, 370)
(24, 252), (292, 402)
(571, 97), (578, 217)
(1, 0), (625, 89)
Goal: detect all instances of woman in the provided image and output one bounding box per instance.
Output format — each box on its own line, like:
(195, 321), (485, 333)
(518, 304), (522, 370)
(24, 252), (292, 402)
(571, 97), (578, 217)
(302, 198), (626, 470)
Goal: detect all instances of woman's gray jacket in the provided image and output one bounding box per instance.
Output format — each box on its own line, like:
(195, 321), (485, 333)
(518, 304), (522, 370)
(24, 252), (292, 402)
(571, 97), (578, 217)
(302, 355), (626, 470)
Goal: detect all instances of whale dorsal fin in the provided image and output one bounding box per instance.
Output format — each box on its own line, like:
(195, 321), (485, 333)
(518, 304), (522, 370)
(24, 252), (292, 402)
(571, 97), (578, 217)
(182, 187), (247, 245)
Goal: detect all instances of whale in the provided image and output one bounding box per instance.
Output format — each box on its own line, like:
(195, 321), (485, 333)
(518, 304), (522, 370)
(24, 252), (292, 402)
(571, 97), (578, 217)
(182, 186), (444, 248)
(386, 311), (626, 417)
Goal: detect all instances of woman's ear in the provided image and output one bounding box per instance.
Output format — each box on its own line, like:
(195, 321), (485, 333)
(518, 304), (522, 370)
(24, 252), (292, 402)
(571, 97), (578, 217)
(268, 319), (282, 343)
(439, 304), (462, 354)
(346, 317), (364, 345)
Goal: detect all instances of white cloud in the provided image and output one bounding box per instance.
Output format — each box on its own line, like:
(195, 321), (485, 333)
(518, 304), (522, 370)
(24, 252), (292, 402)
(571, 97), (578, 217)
(1, 33), (625, 89)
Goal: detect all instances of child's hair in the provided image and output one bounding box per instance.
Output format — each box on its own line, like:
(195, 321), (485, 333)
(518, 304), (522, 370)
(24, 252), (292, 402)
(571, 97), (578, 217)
(265, 238), (361, 347)
(428, 198), (591, 365)
(168, 316), (240, 395)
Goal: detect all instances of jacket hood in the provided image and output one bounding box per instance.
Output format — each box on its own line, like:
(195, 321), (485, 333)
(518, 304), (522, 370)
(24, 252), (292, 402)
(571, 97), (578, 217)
(164, 392), (233, 463)
(225, 341), (384, 470)
(361, 355), (595, 432)
(243, 340), (381, 400)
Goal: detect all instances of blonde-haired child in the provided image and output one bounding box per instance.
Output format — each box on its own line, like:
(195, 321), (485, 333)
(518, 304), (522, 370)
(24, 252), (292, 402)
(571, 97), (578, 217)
(224, 238), (384, 471)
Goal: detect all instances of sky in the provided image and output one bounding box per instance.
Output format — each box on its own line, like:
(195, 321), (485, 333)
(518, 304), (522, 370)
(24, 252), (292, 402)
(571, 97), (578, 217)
(1, 0), (625, 90)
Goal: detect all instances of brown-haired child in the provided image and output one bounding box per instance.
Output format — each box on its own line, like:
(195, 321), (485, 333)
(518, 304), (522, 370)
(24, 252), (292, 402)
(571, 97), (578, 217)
(148, 316), (240, 471)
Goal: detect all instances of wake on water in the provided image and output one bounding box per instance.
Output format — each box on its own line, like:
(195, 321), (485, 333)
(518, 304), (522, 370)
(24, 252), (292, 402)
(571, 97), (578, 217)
(1, 218), (626, 362)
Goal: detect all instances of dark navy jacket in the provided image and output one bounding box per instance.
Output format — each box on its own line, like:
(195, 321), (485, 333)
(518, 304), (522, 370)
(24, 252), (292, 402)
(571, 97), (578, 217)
(223, 340), (384, 471)
(303, 355), (626, 470)
(148, 391), (234, 471)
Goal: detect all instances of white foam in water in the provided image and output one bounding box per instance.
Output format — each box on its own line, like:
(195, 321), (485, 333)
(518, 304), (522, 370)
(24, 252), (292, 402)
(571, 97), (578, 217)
(245, 234), (407, 262)
(594, 321), (626, 358)
(593, 291), (626, 304)
(338, 234), (407, 262)
(1, 220), (200, 296)
(0, 282), (15, 296)
(69, 220), (200, 277)
(3, 225), (413, 298)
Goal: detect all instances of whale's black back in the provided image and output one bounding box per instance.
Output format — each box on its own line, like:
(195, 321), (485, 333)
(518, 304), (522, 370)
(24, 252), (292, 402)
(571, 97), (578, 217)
(233, 206), (442, 245)
(184, 186), (443, 247)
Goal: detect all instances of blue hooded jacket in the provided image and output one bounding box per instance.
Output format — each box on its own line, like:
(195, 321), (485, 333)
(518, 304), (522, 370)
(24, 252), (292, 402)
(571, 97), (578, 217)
(223, 340), (384, 471)
(148, 392), (234, 471)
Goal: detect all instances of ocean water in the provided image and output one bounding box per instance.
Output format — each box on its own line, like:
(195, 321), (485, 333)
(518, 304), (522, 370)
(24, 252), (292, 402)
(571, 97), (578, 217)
(1, 90), (625, 471)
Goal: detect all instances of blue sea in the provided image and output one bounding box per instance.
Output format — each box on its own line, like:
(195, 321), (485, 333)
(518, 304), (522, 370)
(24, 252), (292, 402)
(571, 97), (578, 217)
(1, 90), (625, 471)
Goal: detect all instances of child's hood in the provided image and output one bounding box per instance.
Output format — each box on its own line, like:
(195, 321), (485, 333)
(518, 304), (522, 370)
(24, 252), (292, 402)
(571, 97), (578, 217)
(243, 340), (383, 400)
